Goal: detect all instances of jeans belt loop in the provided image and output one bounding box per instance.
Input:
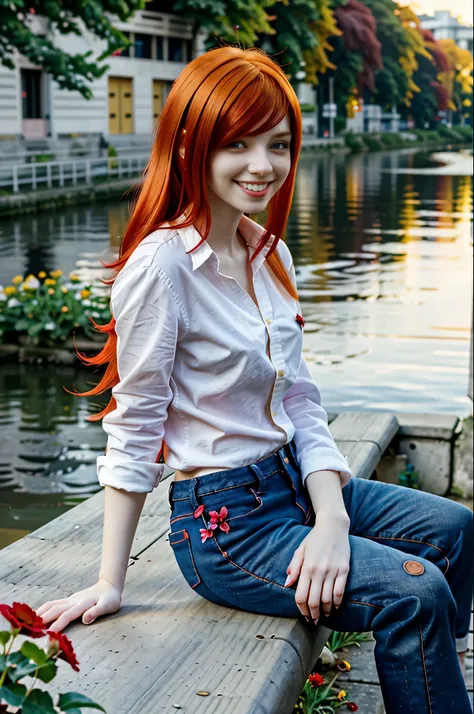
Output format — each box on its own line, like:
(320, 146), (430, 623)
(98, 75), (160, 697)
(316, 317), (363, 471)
(248, 463), (266, 495)
(188, 477), (201, 512)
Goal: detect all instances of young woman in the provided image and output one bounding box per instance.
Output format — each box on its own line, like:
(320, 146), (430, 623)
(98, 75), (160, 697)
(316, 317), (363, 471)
(36, 46), (473, 713)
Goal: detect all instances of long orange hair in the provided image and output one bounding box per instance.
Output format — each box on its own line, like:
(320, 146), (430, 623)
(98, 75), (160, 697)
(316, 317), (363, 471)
(72, 44), (303, 422)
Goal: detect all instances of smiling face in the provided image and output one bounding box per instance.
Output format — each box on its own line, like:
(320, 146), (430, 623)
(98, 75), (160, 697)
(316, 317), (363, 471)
(206, 114), (293, 213)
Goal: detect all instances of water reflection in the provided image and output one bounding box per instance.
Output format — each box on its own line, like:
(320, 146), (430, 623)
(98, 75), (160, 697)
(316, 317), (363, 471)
(0, 147), (472, 546)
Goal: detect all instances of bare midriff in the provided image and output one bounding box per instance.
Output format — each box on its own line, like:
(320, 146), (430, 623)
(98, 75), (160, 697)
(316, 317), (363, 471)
(173, 466), (232, 482)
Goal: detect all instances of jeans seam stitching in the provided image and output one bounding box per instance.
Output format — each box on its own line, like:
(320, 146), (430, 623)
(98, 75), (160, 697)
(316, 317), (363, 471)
(362, 535), (450, 574)
(346, 599), (383, 610)
(418, 623), (433, 713)
(213, 539), (287, 590)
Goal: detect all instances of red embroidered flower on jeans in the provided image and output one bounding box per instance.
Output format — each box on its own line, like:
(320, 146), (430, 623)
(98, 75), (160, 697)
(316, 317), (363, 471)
(295, 313), (305, 328)
(198, 505), (230, 542)
(208, 506), (230, 533)
(200, 527), (214, 543)
(193, 505), (205, 518)
(346, 703), (359, 712)
(0, 602), (46, 638)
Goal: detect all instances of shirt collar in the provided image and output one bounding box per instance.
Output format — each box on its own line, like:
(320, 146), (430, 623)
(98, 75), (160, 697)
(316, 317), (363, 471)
(170, 213), (274, 273)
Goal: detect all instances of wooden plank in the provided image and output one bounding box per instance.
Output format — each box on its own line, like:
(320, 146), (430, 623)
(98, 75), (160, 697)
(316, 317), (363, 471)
(334, 441), (381, 480)
(0, 530), (331, 714)
(330, 413), (399, 455)
(395, 413), (460, 440)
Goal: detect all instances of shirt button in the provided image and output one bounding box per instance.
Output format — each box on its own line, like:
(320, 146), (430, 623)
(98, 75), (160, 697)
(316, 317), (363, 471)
(266, 319), (271, 325)
(277, 370), (284, 377)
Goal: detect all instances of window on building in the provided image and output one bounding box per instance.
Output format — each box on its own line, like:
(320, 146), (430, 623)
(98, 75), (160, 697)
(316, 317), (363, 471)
(21, 69), (42, 119)
(135, 33), (152, 59)
(184, 39), (193, 62)
(117, 31), (130, 57)
(168, 37), (183, 62)
(156, 35), (163, 60)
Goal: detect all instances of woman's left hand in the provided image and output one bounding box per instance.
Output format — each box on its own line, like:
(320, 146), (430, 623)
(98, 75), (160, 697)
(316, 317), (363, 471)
(284, 513), (351, 623)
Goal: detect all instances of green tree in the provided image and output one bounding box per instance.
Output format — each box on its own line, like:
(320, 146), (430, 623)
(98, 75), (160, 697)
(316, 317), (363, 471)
(0, 0), (147, 99)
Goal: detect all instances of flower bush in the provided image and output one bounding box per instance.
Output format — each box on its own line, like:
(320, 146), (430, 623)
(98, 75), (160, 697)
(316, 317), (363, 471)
(294, 671), (359, 713)
(0, 601), (106, 713)
(0, 271), (111, 347)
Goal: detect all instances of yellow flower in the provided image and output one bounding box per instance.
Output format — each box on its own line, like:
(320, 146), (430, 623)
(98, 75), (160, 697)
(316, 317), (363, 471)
(81, 289), (91, 299)
(44, 278), (56, 286)
(38, 271), (47, 278)
(4, 286), (17, 296)
(48, 288), (55, 296)
(12, 275), (23, 285)
(27, 313), (34, 319)
(61, 287), (68, 294)
(61, 306), (69, 313)
(338, 660), (351, 672)
(338, 690), (347, 700)
(50, 270), (63, 279)
(68, 272), (80, 282)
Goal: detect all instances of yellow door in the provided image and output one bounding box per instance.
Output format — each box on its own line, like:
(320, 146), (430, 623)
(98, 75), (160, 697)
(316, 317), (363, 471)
(108, 76), (134, 135)
(108, 76), (120, 135)
(120, 77), (134, 134)
(152, 79), (165, 123)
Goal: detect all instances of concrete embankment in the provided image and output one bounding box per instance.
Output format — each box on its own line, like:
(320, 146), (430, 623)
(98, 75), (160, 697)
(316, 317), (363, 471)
(0, 178), (138, 217)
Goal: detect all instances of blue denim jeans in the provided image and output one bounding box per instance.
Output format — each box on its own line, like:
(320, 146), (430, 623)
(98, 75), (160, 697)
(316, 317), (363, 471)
(168, 438), (473, 713)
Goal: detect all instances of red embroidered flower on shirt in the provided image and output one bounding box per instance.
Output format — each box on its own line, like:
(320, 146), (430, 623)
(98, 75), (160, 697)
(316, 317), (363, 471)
(295, 313), (305, 328)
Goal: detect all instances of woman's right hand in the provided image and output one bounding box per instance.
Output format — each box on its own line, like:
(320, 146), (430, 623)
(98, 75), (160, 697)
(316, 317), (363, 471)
(35, 578), (123, 633)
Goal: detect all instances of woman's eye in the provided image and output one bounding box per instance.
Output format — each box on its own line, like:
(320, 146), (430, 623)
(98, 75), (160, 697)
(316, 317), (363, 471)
(227, 141), (289, 150)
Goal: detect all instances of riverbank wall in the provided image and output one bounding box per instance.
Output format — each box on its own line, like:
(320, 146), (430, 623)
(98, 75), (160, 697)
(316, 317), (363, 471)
(1, 133), (471, 218)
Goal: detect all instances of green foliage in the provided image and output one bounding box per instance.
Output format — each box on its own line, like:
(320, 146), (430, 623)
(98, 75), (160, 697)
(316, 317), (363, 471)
(0, 602), (107, 712)
(344, 132), (365, 152)
(300, 103), (317, 114)
(0, 0), (147, 99)
(0, 270), (111, 346)
(326, 630), (372, 652)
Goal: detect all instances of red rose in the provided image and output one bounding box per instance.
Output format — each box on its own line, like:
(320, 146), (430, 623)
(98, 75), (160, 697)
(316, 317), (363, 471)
(346, 703), (359, 712)
(47, 630), (80, 671)
(308, 672), (324, 687)
(0, 602), (46, 638)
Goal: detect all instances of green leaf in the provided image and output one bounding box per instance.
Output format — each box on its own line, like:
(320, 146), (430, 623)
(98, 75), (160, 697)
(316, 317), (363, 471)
(35, 660), (57, 684)
(21, 688), (56, 714)
(0, 681), (27, 706)
(7, 651), (29, 667)
(8, 660), (40, 682)
(15, 318), (31, 331)
(20, 641), (49, 666)
(0, 631), (10, 646)
(58, 692), (107, 712)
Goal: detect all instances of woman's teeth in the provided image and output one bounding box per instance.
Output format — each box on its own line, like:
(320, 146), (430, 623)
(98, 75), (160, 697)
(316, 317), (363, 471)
(237, 182), (269, 192)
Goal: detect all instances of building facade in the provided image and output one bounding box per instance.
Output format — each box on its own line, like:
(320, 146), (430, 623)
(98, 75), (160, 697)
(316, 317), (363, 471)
(419, 10), (473, 54)
(0, 8), (201, 140)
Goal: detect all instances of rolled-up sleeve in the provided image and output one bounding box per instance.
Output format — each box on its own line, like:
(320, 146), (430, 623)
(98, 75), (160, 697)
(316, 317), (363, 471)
(96, 256), (182, 493)
(280, 242), (352, 487)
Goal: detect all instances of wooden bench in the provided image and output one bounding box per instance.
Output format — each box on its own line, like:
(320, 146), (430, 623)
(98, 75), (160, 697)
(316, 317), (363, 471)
(0, 413), (399, 714)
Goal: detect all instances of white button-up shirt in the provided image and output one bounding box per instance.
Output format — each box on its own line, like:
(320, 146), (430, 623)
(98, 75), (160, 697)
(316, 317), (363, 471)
(96, 213), (352, 492)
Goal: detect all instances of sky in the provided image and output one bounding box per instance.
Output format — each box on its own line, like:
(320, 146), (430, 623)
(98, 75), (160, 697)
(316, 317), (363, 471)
(399, 0), (473, 25)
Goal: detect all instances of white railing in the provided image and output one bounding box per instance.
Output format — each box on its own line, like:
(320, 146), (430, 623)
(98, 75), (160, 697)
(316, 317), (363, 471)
(0, 155), (150, 194)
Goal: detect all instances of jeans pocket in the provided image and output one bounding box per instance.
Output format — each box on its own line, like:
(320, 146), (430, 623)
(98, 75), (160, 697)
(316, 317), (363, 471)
(169, 528), (201, 589)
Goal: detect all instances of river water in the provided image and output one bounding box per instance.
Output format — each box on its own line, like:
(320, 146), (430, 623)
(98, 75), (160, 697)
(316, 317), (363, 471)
(0, 146), (472, 547)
